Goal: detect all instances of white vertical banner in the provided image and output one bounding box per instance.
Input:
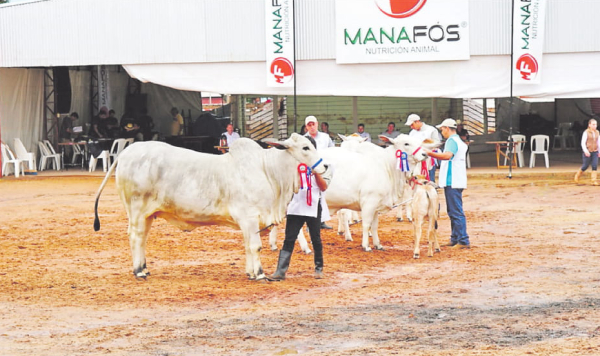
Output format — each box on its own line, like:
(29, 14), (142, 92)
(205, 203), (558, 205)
(265, 0), (295, 87)
(98, 65), (111, 109)
(513, 0), (546, 85)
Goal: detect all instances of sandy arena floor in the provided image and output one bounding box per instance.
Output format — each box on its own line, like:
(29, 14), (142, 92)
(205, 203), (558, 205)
(1, 172), (600, 355)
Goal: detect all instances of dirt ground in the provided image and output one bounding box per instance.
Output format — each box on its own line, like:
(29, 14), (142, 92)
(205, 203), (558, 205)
(1, 173), (600, 356)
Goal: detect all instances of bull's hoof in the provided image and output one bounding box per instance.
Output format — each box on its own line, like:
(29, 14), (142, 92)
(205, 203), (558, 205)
(375, 246), (384, 251)
(270, 246), (278, 251)
(255, 274), (268, 282)
(338, 232), (344, 236)
(397, 218), (403, 222)
(408, 218), (413, 222)
(345, 237), (353, 242)
(363, 247), (372, 252)
(134, 273), (147, 280)
(435, 248), (441, 253)
(302, 250), (313, 255)
(413, 254), (420, 259)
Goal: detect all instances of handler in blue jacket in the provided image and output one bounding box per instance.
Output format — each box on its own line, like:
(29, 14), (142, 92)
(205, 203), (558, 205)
(425, 118), (470, 249)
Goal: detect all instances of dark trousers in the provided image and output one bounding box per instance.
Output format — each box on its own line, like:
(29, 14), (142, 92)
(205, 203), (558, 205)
(282, 201), (324, 269)
(444, 186), (469, 246)
(581, 151), (598, 171)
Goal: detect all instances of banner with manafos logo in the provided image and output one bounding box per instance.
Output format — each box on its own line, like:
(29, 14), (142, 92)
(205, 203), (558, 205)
(335, 0), (470, 64)
(512, 0), (546, 85)
(265, 0), (295, 87)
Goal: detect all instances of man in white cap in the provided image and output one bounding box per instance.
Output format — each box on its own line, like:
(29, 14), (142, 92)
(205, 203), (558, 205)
(405, 113), (442, 182)
(305, 115), (334, 150)
(425, 118), (470, 249)
(304, 115), (334, 229)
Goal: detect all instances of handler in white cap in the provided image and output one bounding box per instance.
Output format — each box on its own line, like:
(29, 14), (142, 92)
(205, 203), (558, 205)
(304, 115), (334, 229)
(405, 113), (442, 182)
(305, 115), (334, 150)
(426, 118), (470, 249)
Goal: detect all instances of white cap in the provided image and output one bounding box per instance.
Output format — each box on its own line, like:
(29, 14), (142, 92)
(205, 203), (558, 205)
(436, 118), (458, 129)
(305, 115), (318, 126)
(405, 114), (421, 126)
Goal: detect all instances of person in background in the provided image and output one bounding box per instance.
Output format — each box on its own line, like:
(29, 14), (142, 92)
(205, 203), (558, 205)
(120, 111), (140, 140)
(381, 122), (400, 140)
(574, 118), (600, 185)
(59, 112), (79, 162)
(425, 118), (470, 249)
(405, 113), (442, 182)
(356, 123), (371, 142)
(223, 123), (240, 147)
(321, 122), (336, 140)
(456, 121), (470, 143)
(270, 136), (332, 281)
(59, 112), (79, 142)
(105, 109), (121, 139)
(299, 124), (307, 135)
(305, 115), (334, 229)
(89, 107), (109, 139)
(137, 108), (155, 141)
(170, 107), (184, 136)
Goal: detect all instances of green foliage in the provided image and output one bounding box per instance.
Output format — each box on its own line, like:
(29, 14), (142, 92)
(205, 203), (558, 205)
(0, 0), (9, 4)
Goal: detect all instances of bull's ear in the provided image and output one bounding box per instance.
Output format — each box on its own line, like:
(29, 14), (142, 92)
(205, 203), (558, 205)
(338, 133), (348, 141)
(262, 138), (288, 150)
(378, 135), (393, 144)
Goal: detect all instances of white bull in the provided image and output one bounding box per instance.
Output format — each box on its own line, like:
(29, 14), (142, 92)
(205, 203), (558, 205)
(93, 134), (324, 280)
(319, 134), (432, 251)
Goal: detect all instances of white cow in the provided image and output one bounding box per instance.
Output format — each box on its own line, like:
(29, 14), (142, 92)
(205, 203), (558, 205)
(93, 134), (325, 280)
(319, 134), (433, 251)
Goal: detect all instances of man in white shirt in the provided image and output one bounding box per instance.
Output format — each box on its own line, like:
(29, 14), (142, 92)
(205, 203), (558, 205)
(356, 123), (371, 142)
(304, 115), (334, 229)
(405, 114), (442, 182)
(222, 123), (240, 147)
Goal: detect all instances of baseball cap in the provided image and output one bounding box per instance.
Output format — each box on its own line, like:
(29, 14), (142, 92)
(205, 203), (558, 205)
(436, 118), (458, 129)
(305, 115), (318, 126)
(405, 114), (421, 126)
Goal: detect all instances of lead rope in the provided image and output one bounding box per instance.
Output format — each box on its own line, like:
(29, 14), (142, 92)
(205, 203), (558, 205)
(297, 158), (323, 207)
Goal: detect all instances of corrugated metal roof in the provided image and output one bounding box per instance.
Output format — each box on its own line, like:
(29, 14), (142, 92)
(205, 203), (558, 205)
(0, 0), (599, 68)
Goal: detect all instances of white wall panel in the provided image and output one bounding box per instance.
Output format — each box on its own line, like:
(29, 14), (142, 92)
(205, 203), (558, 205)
(1, 0), (599, 68)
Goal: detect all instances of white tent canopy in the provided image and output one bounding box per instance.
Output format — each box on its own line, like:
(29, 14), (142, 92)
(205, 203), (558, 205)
(124, 52), (600, 100)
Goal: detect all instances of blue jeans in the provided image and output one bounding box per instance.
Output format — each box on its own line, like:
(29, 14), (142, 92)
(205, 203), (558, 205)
(429, 164), (436, 183)
(581, 152), (598, 171)
(444, 187), (469, 246)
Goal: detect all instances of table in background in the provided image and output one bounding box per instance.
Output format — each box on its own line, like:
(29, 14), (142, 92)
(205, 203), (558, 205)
(485, 141), (518, 169)
(58, 141), (88, 170)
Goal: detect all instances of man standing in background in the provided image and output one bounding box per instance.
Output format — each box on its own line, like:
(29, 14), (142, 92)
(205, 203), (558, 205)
(406, 113), (442, 182)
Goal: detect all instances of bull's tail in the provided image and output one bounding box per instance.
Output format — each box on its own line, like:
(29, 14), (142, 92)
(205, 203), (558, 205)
(93, 155), (120, 231)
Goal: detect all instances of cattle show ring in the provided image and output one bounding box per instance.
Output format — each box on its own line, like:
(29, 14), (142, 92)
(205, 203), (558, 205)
(2, 156), (600, 355)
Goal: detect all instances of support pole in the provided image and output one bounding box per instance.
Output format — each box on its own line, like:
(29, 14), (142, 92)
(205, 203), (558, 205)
(508, 0), (515, 179)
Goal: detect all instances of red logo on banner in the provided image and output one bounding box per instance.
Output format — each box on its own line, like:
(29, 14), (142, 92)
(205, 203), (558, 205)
(516, 54), (539, 81)
(375, 0), (427, 18)
(270, 57), (294, 84)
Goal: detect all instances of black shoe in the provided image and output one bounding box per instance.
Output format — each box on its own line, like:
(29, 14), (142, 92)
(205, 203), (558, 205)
(320, 222), (333, 230)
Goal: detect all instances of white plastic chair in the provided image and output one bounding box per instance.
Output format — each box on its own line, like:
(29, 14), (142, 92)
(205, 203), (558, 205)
(72, 143), (83, 165)
(13, 138), (36, 171)
(529, 134), (550, 168)
(552, 122), (576, 150)
(1, 142), (25, 178)
(43, 140), (62, 170)
(503, 134), (526, 168)
(89, 150), (109, 172)
(108, 138), (132, 164)
(38, 141), (61, 171)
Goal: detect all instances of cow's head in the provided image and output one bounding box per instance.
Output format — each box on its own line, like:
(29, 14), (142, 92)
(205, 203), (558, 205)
(264, 133), (326, 174)
(378, 134), (431, 163)
(338, 133), (368, 143)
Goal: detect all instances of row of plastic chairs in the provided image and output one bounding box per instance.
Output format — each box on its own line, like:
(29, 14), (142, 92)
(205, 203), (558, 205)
(1, 138), (36, 178)
(38, 140), (61, 171)
(89, 138), (134, 172)
(504, 134), (550, 168)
